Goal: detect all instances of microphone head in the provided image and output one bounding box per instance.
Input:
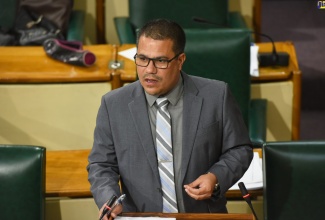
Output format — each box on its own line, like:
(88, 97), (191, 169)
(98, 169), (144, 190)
(238, 182), (249, 197)
(191, 16), (228, 28)
(238, 182), (259, 220)
(192, 16), (206, 23)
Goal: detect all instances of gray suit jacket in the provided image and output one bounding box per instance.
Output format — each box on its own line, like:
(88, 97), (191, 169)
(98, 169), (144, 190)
(87, 72), (253, 213)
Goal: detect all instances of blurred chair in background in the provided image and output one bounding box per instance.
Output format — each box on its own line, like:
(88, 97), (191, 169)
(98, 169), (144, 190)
(66, 10), (85, 42)
(0, 0), (85, 42)
(114, 0), (248, 44)
(0, 145), (46, 220)
(263, 141), (325, 220)
(183, 28), (267, 143)
(0, 0), (19, 31)
(96, 0), (106, 44)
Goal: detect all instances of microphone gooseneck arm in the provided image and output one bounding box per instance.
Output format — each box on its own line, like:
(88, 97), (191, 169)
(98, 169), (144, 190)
(191, 16), (281, 65)
(238, 182), (259, 220)
(192, 16), (228, 28)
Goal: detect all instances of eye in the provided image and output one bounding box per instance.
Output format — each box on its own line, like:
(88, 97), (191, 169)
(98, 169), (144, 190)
(156, 58), (168, 63)
(138, 56), (148, 62)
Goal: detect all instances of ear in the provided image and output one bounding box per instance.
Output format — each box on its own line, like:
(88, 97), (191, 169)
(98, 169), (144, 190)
(178, 53), (186, 71)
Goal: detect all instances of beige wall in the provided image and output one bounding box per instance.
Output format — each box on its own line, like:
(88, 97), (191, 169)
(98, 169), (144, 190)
(74, 0), (255, 45)
(0, 83), (111, 150)
(0, 80), (294, 151)
(251, 81), (294, 141)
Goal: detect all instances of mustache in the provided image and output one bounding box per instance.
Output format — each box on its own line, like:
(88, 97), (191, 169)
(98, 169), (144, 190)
(142, 73), (162, 81)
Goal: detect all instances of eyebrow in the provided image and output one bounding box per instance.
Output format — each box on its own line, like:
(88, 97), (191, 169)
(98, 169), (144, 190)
(137, 54), (169, 59)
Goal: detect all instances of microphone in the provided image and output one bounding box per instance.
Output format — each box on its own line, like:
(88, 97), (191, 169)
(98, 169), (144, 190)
(192, 16), (227, 28)
(255, 32), (290, 67)
(191, 16), (289, 67)
(238, 182), (259, 220)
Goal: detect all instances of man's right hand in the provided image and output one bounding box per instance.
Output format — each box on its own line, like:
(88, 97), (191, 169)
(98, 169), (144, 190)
(99, 203), (123, 220)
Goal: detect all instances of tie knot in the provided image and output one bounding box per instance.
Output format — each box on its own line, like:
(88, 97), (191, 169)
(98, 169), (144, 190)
(156, 97), (169, 109)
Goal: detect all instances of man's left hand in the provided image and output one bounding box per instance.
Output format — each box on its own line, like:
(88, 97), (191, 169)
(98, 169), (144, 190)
(183, 172), (217, 200)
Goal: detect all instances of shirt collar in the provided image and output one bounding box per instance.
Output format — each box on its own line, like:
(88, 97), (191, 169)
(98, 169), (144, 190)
(145, 74), (184, 107)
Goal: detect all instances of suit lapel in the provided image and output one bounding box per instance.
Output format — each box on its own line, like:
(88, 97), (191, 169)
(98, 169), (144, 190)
(181, 73), (203, 182)
(127, 75), (203, 184)
(128, 84), (160, 183)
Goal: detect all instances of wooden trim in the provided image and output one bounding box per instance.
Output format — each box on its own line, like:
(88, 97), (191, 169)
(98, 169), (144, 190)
(45, 149), (262, 199)
(253, 0), (261, 42)
(96, 0), (106, 44)
(122, 212), (255, 220)
(46, 150), (92, 198)
(0, 44), (136, 84)
(111, 70), (122, 90)
(292, 70), (302, 140)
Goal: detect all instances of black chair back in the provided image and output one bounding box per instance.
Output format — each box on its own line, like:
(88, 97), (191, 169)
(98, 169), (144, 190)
(0, 145), (46, 220)
(183, 28), (251, 125)
(263, 141), (325, 220)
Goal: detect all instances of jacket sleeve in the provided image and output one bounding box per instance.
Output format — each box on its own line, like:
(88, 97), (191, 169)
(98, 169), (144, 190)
(87, 95), (121, 209)
(208, 84), (253, 196)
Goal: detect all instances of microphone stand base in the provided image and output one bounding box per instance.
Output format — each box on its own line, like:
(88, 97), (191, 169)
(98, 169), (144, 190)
(258, 52), (290, 67)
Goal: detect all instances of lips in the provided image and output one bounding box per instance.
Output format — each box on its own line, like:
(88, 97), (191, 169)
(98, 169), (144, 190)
(145, 78), (158, 83)
(143, 75), (161, 84)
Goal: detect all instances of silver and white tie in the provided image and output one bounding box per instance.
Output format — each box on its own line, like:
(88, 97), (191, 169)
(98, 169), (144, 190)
(156, 97), (178, 213)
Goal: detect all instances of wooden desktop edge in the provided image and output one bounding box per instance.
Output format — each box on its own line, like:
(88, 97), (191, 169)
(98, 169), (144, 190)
(45, 149), (263, 199)
(121, 212), (255, 220)
(45, 189), (262, 200)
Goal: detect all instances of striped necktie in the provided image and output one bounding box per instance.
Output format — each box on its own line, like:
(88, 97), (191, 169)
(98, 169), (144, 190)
(156, 97), (178, 213)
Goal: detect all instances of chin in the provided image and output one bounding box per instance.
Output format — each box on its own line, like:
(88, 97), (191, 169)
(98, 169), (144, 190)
(144, 87), (161, 96)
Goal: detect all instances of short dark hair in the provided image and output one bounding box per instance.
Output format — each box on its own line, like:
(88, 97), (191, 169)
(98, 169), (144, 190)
(136, 18), (186, 55)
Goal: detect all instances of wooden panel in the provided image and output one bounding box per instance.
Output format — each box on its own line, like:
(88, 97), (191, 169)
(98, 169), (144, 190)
(96, 0), (106, 44)
(122, 212), (255, 220)
(0, 83), (110, 150)
(252, 41), (299, 82)
(0, 44), (136, 83)
(45, 149), (262, 199)
(46, 149), (91, 197)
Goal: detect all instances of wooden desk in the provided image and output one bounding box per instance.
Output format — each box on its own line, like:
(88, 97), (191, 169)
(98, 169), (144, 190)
(253, 42), (301, 140)
(46, 149), (262, 199)
(252, 42), (299, 82)
(46, 149), (92, 197)
(0, 44), (136, 151)
(0, 44), (135, 83)
(1, 42), (297, 84)
(0, 42), (300, 143)
(122, 212), (255, 220)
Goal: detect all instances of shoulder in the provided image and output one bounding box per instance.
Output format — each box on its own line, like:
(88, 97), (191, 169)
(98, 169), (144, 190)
(102, 80), (142, 102)
(184, 72), (228, 94)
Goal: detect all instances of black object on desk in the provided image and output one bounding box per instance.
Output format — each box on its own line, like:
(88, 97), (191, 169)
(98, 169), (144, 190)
(99, 195), (117, 220)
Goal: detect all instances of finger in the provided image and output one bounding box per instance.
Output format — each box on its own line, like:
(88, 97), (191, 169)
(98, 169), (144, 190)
(186, 183), (209, 194)
(185, 188), (200, 200)
(99, 206), (108, 220)
(185, 183), (214, 200)
(102, 215), (109, 220)
(110, 204), (123, 218)
(186, 179), (201, 188)
(185, 188), (210, 200)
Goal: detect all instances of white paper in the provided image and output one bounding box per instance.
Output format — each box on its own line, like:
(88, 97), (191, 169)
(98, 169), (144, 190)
(116, 217), (175, 220)
(250, 44), (259, 77)
(229, 152), (263, 190)
(118, 47), (137, 61)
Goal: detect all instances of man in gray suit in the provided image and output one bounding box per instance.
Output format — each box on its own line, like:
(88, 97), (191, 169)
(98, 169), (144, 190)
(87, 18), (253, 219)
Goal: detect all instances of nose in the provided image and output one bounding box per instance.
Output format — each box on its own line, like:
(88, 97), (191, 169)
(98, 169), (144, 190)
(145, 59), (157, 73)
